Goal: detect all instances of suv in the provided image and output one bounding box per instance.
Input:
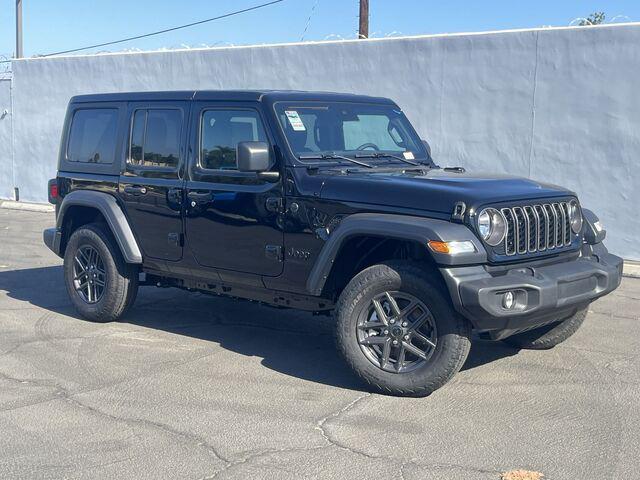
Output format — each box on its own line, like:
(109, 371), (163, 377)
(44, 90), (622, 396)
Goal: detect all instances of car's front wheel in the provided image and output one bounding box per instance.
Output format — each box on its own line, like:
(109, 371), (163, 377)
(335, 261), (471, 397)
(63, 223), (138, 322)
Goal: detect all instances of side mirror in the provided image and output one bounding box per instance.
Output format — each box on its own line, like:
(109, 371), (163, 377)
(237, 141), (274, 172)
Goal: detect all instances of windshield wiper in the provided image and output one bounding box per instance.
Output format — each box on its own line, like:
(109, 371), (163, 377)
(355, 152), (420, 166)
(299, 153), (374, 169)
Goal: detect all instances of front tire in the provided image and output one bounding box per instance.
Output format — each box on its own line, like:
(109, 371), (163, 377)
(502, 306), (588, 350)
(335, 261), (471, 397)
(63, 223), (138, 322)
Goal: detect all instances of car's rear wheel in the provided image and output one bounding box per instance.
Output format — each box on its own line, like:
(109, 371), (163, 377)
(63, 223), (138, 322)
(335, 261), (471, 397)
(502, 306), (588, 350)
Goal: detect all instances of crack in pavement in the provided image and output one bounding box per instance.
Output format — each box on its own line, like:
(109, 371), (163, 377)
(0, 332), (129, 359)
(312, 394), (504, 479)
(314, 392), (383, 460)
(0, 370), (67, 392)
(200, 393), (379, 480)
(0, 347), (224, 414)
(201, 445), (329, 480)
(198, 443), (503, 480)
(0, 355), (231, 472)
(63, 394), (231, 466)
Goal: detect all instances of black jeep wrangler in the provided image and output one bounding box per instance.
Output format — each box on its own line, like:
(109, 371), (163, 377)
(44, 90), (622, 396)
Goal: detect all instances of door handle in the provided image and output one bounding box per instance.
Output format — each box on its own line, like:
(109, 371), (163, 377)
(124, 185), (147, 195)
(187, 191), (212, 201)
(187, 191), (212, 207)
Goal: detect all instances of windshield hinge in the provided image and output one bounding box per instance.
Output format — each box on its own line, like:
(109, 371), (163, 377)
(451, 202), (466, 223)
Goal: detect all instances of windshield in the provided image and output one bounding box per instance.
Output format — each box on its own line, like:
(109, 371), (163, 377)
(274, 101), (428, 163)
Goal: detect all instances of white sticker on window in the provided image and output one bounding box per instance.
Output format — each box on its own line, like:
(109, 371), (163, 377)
(403, 151), (415, 160)
(285, 110), (306, 131)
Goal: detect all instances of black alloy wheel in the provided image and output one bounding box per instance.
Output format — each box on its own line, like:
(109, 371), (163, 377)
(72, 245), (107, 304)
(357, 291), (437, 373)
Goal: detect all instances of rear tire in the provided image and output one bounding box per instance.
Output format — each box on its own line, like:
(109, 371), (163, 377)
(335, 261), (471, 397)
(63, 223), (138, 322)
(502, 306), (588, 350)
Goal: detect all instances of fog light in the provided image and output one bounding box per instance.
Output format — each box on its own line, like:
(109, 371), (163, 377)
(502, 291), (515, 309)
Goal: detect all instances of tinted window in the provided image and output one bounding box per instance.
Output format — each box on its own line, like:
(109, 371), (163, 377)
(274, 102), (426, 160)
(200, 109), (267, 170)
(129, 109), (182, 168)
(130, 110), (145, 164)
(343, 114), (405, 151)
(67, 109), (118, 164)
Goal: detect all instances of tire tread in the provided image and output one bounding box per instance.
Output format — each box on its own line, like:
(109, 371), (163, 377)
(64, 223), (138, 322)
(335, 261), (470, 397)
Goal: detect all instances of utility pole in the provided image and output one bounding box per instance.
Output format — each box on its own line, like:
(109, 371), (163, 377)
(16, 0), (23, 58)
(358, 0), (369, 39)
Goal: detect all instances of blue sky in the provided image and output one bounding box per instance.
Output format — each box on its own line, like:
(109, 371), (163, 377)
(1, 0), (638, 60)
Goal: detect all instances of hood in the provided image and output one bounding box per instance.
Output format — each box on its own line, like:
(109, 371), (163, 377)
(318, 169), (575, 214)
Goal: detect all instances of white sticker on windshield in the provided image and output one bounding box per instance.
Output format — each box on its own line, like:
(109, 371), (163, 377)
(403, 151), (415, 160)
(285, 110), (306, 131)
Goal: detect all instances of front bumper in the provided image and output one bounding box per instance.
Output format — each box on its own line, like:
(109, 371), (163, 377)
(440, 244), (623, 339)
(43, 227), (63, 257)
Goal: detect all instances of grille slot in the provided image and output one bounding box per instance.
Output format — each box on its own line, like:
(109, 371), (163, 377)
(500, 201), (574, 256)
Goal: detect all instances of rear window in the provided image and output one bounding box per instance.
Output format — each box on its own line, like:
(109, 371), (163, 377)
(67, 109), (118, 164)
(129, 109), (182, 169)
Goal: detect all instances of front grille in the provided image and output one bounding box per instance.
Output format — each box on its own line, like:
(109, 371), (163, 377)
(500, 201), (573, 256)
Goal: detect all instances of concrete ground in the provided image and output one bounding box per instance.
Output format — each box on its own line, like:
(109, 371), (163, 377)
(0, 208), (638, 480)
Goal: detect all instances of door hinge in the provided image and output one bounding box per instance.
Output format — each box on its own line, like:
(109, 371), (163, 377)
(265, 197), (284, 213)
(265, 245), (283, 262)
(168, 232), (183, 247)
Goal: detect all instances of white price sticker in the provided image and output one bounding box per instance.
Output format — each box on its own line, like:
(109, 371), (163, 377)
(285, 110), (306, 131)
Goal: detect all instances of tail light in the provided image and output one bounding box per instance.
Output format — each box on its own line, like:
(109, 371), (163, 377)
(48, 178), (59, 204)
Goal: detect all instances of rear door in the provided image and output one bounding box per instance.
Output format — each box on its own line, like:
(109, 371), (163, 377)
(119, 102), (188, 262)
(184, 102), (284, 276)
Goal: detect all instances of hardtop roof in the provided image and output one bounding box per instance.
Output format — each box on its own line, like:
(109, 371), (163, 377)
(69, 90), (397, 105)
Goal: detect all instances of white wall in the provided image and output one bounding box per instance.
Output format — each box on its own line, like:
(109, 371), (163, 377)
(3, 23), (640, 259)
(0, 79), (12, 200)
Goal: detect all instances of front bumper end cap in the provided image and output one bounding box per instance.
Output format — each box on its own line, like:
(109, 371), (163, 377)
(445, 251), (623, 335)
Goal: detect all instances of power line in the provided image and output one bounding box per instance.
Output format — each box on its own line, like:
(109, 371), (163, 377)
(44, 0), (285, 56)
(300, 0), (320, 41)
(1, 0), (285, 63)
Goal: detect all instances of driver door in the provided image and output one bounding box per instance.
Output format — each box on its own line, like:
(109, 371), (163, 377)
(184, 102), (284, 277)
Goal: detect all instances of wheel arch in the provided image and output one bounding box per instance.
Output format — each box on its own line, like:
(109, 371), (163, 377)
(57, 190), (142, 264)
(306, 213), (486, 298)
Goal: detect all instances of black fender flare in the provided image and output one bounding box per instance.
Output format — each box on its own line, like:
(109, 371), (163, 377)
(305, 213), (486, 296)
(56, 190), (143, 263)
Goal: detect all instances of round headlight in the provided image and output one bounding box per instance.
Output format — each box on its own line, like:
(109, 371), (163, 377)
(477, 208), (507, 246)
(568, 200), (583, 233)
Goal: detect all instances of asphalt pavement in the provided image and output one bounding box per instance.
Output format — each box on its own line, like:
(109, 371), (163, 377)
(0, 208), (638, 479)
